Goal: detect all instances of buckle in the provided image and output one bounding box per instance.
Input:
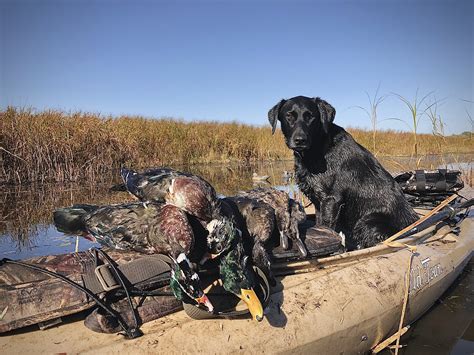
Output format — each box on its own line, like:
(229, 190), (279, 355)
(95, 264), (120, 292)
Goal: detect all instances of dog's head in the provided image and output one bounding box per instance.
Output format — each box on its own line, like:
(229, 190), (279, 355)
(268, 96), (336, 151)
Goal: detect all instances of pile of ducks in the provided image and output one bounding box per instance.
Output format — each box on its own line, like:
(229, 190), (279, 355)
(53, 167), (307, 322)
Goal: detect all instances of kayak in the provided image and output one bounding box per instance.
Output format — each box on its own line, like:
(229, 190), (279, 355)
(0, 193), (472, 354)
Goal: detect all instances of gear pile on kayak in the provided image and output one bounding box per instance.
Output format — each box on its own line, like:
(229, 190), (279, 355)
(54, 167), (284, 322)
(2, 167), (338, 337)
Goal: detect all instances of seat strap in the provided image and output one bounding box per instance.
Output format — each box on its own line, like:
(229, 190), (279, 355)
(82, 251), (173, 294)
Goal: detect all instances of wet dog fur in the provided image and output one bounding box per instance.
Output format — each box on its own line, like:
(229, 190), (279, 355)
(268, 96), (418, 249)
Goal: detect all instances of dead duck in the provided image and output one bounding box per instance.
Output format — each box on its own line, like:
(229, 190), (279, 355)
(224, 196), (275, 245)
(53, 202), (214, 311)
(119, 167), (220, 222)
(238, 187), (308, 257)
(202, 215), (264, 321)
(221, 196), (277, 285)
(118, 167), (238, 246)
(53, 202), (264, 321)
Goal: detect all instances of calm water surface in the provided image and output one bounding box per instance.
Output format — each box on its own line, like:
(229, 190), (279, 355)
(1, 155), (473, 353)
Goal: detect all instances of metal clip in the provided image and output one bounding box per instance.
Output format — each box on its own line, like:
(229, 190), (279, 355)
(95, 264), (120, 292)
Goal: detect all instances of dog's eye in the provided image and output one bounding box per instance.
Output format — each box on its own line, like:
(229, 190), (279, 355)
(286, 113), (295, 124)
(304, 113), (314, 122)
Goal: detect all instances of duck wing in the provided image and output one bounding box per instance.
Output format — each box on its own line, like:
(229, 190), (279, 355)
(82, 202), (159, 253)
(224, 196), (276, 244)
(121, 167), (220, 221)
(120, 167), (173, 202)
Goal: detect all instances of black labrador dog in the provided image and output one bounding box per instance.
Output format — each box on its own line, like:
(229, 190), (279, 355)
(268, 96), (418, 250)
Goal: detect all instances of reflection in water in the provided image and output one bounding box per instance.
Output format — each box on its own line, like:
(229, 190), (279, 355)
(0, 183), (131, 253)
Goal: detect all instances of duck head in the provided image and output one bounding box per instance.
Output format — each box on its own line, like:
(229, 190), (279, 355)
(201, 218), (264, 321)
(169, 253), (214, 312)
(203, 218), (236, 257)
(219, 242), (264, 322)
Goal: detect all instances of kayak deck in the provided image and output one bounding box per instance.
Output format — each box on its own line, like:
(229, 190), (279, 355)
(1, 211), (472, 354)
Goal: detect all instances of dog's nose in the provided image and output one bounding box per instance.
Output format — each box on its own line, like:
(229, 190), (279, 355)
(294, 136), (306, 145)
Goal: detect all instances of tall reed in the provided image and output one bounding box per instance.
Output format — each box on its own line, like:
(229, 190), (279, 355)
(354, 84), (386, 156)
(391, 89), (440, 163)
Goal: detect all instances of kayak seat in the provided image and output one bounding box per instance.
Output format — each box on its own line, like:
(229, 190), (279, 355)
(271, 221), (343, 262)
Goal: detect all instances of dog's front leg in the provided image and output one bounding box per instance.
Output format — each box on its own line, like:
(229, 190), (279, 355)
(311, 200), (323, 225)
(320, 196), (344, 230)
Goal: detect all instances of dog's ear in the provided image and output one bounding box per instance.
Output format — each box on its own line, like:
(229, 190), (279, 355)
(268, 99), (286, 134)
(313, 97), (336, 133)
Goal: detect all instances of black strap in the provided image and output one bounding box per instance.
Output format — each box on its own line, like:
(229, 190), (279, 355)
(436, 169), (448, 191)
(0, 249), (177, 338)
(415, 170), (426, 191)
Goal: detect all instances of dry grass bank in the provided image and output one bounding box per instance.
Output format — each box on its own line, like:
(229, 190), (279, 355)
(1, 107), (472, 184)
(349, 128), (472, 158)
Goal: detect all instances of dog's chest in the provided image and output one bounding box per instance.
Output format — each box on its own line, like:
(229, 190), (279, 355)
(295, 169), (333, 201)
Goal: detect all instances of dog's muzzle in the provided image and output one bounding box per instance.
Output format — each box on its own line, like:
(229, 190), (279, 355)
(289, 135), (309, 151)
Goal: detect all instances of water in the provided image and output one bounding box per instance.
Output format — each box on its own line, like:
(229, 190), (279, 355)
(0, 154), (473, 353)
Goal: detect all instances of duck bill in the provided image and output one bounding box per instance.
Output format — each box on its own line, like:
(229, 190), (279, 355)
(196, 294), (214, 313)
(199, 252), (221, 265)
(82, 233), (96, 242)
(239, 288), (264, 322)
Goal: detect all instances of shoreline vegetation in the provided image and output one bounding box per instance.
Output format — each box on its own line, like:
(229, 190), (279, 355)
(1, 107), (473, 185)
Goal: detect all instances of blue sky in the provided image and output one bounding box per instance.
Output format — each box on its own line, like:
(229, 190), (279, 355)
(1, 0), (472, 134)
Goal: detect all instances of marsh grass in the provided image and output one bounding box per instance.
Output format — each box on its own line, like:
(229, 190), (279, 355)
(0, 107), (291, 184)
(1, 107), (473, 185)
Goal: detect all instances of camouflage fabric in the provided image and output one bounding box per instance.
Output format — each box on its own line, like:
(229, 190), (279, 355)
(0, 249), (180, 333)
